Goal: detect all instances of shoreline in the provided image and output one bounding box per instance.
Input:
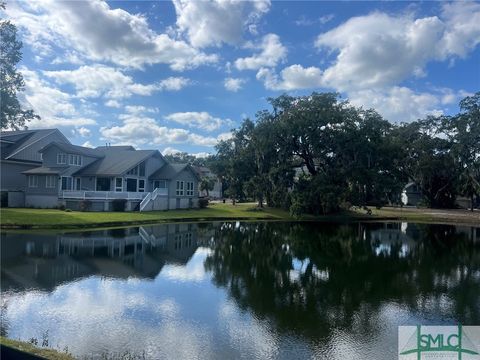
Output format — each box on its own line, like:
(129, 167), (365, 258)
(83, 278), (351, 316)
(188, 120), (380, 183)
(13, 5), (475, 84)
(1, 204), (479, 230)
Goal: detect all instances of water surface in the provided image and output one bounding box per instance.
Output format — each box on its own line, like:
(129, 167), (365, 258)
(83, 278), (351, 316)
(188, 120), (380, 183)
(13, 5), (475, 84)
(1, 222), (479, 359)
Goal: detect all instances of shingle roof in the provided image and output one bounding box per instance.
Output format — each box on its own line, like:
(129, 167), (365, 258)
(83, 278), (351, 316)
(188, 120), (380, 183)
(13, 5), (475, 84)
(22, 166), (68, 175)
(1, 129), (69, 161)
(40, 142), (102, 158)
(75, 149), (158, 176)
(150, 163), (200, 181)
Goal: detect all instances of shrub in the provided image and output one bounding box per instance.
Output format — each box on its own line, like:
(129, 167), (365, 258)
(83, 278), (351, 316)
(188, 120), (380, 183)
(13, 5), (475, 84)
(198, 198), (209, 208)
(58, 204), (66, 211)
(79, 199), (92, 212)
(65, 208), (72, 212)
(112, 198), (127, 212)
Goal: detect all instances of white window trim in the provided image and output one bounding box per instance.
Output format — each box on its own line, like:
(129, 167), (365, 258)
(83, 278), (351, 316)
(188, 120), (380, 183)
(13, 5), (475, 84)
(57, 153), (67, 164)
(186, 182), (194, 196)
(115, 177), (123, 192)
(138, 179), (145, 192)
(176, 180), (184, 196)
(74, 177), (81, 190)
(28, 175), (38, 188)
(46, 175), (56, 188)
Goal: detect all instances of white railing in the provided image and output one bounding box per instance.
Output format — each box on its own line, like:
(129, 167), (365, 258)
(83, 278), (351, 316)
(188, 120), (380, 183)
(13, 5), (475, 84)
(61, 191), (149, 200)
(139, 187), (168, 211)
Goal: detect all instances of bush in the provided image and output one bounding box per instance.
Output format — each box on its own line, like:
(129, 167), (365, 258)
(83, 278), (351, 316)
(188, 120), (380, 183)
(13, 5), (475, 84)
(198, 198), (209, 208)
(65, 208), (72, 212)
(58, 204), (66, 211)
(79, 199), (92, 212)
(112, 198), (127, 212)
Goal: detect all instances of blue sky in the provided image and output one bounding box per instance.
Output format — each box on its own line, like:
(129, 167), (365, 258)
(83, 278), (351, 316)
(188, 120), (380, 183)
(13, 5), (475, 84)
(4, 1), (480, 156)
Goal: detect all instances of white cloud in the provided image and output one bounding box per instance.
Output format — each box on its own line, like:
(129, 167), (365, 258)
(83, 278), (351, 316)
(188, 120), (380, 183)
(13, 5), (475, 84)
(224, 77), (247, 92)
(76, 127), (91, 137)
(162, 147), (183, 156)
(315, 3), (480, 91)
(347, 86), (469, 123)
(235, 34), (287, 71)
(158, 77), (191, 91)
(173, 0), (270, 48)
(81, 140), (94, 148)
(164, 112), (228, 131)
(100, 115), (225, 148)
(43, 65), (190, 99)
(256, 65), (323, 91)
(125, 106), (159, 115)
(6, 0), (218, 70)
(20, 68), (96, 129)
(105, 100), (122, 108)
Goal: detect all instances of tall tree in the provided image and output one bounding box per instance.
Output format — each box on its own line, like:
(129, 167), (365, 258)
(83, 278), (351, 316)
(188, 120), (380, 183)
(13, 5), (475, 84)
(0, 5), (39, 130)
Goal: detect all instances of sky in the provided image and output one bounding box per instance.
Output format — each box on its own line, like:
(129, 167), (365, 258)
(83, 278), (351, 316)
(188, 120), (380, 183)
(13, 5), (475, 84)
(3, 0), (480, 156)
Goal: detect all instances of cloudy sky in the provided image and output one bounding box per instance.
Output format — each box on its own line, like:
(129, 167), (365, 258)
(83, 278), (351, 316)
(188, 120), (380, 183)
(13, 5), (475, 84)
(4, 1), (480, 156)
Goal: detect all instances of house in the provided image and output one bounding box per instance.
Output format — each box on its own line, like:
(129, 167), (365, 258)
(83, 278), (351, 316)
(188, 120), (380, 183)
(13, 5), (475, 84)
(0, 129), (70, 207)
(401, 182), (423, 206)
(193, 166), (223, 199)
(1, 128), (200, 211)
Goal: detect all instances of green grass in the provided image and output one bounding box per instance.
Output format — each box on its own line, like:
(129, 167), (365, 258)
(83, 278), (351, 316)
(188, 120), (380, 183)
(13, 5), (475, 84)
(1, 203), (478, 229)
(0, 203), (298, 229)
(0, 336), (74, 360)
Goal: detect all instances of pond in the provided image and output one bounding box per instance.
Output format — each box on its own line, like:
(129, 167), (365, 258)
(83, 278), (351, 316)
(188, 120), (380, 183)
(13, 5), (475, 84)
(1, 221), (479, 359)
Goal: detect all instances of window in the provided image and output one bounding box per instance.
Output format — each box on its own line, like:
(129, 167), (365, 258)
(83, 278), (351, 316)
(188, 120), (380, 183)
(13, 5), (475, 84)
(46, 175), (56, 188)
(75, 177), (81, 190)
(28, 175), (38, 188)
(186, 182), (194, 196)
(139, 162), (145, 176)
(154, 180), (167, 189)
(176, 181), (184, 196)
(57, 153), (67, 164)
(96, 177), (110, 191)
(115, 178), (123, 192)
(138, 179), (145, 192)
(126, 166), (138, 175)
(61, 177), (72, 190)
(68, 154), (82, 166)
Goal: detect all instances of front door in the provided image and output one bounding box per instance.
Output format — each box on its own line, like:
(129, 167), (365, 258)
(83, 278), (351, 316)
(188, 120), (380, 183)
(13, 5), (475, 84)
(126, 178), (137, 192)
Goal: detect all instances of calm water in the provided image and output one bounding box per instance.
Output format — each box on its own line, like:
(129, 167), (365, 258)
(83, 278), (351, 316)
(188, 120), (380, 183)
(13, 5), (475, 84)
(1, 222), (479, 359)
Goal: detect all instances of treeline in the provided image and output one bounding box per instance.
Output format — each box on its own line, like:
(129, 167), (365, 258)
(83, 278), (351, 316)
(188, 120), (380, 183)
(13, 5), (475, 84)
(202, 92), (479, 215)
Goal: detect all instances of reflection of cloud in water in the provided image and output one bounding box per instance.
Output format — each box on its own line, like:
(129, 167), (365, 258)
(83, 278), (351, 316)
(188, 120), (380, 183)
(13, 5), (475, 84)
(160, 248), (212, 283)
(3, 278), (214, 359)
(218, 301), (280, 359)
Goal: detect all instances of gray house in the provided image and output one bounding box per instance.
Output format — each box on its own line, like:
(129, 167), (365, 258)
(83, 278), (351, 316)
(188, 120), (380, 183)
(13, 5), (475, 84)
(2, 129), (200, 211)
(1, 129), (70, 207)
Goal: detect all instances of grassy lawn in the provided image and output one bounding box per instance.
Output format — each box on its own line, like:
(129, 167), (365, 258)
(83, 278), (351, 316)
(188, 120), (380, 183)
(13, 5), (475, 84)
(0, 336), (74, 360)
(1, 203), (478, 229)
(0, 203), (298, 229)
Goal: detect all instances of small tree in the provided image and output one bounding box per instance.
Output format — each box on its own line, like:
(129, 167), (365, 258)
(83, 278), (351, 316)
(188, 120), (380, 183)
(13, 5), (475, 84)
(0, 4), (40, 129)
(199, 178), (215, 197)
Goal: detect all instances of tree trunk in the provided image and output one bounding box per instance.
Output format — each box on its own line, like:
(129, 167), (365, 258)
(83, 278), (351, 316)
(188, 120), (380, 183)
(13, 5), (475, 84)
(471, 195), (474, 212)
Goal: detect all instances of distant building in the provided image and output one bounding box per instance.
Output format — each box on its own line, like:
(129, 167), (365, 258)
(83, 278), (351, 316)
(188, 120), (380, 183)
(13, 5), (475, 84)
(401, 182), (423, 206)
(193, 166), (223, 199)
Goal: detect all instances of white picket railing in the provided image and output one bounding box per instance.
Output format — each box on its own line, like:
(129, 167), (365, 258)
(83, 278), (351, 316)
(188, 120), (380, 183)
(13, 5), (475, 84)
(139, 187), (168, 211)
(61, 191), (149, 200)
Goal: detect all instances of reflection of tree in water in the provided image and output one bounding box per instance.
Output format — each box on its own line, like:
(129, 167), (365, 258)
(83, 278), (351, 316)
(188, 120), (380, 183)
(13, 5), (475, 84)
(204, 222), (480, 340)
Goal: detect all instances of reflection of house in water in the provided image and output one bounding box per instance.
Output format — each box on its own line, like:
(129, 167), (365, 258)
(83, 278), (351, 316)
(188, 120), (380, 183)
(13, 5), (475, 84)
(0, 223), (200, 292)
(368, 223), (418, 257)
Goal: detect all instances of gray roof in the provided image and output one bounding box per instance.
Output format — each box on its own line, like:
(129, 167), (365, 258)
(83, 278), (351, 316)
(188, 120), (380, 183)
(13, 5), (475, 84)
(75, 149), (158, 176)
(150, 163), (200, 181)
(1, 129), (70, 161)
(40, 142), (102, 158)
(96, 145), (135, 151)
(23, 166), (68, 175)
